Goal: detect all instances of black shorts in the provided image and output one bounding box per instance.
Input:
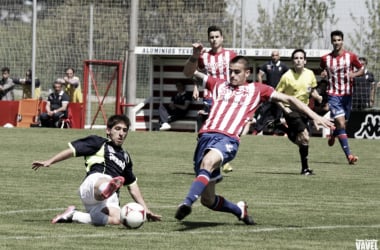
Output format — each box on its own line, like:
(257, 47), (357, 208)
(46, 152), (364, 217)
(284, 111), (309, 143)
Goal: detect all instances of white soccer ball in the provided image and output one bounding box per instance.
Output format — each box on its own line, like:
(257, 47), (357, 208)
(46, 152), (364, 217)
(120, 202), (146, 229)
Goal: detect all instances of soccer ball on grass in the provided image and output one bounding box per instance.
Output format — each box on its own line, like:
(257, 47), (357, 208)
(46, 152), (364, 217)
(120, 202), (146, 229)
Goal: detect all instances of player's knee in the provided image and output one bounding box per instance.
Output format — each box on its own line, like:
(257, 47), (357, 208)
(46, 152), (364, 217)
(295, 130), (309, 145)
(90, 212), (109, 226)
(201, 154), (221, 173)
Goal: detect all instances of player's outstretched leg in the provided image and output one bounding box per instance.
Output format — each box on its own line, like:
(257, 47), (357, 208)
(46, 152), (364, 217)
(202, 194), (256, 225)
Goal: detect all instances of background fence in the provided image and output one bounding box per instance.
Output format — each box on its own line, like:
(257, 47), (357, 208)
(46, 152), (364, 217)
(1, 0), (379, 117)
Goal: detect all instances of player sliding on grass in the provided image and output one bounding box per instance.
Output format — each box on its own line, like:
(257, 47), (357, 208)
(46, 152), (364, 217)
(32, 114), (161, 226)
(175, 49), (335, 224)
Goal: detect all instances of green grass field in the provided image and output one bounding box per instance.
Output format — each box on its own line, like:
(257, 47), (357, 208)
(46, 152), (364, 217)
(0, 128), (379, 250)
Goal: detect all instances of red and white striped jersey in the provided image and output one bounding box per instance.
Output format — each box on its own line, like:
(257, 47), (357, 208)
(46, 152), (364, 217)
(198, 48), (237, 99)
(320, 50), (363, 96)
(198, 48), (237, 80)
(199, 77), (275, 140)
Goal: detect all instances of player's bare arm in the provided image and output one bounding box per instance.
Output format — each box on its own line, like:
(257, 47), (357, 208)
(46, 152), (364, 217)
(128, 183), (162, 222)
(193, 84), (200, 100)
(349, 67), (365, 79)
(310, 88), (323, 104)
(272, 92), (334, 130)
(183, 43), (203, 77)
(32, 148), (74, 170)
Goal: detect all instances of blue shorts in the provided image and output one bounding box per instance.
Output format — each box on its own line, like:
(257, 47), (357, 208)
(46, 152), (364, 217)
(193, 133), (239, 181)
(328, 95), (352, 120)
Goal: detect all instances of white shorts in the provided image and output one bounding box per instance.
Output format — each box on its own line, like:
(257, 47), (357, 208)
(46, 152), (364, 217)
(78, 173), (120, 214)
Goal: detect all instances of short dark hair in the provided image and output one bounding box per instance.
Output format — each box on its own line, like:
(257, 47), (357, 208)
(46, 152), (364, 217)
(291, 49), (307, 60)
(52, 80), (63, 88)
(208, 25), (223, 36)
(331, 30), (344, 40)
(175, 81), (185, 88)
(65, 67), (75, 73)
(107, 114), (131, 130)
(230, 56), (251, 70)
(358, 57), (367, 64)
(1, 67), (10, 73)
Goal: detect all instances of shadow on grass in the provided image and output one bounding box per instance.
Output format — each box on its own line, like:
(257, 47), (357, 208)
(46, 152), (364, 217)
(311, 160), (347, 165)
(171, 172), (231, 179)
(254, 171), (299, 175)
(24, 219), (52, 223)
(176, 221), (228, 231)
(171, 172), (195, 176)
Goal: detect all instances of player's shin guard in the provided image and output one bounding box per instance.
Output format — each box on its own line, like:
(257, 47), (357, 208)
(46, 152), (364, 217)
(336, 129), (351, 156)
(209, 195), (241, 218)
(183, 169), (210, 205)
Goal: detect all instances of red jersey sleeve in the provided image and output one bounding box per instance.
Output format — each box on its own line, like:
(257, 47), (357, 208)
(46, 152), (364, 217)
(320, 54), (327, 70)
(255, 82), (275, 102)
(350, 53), (363, 70)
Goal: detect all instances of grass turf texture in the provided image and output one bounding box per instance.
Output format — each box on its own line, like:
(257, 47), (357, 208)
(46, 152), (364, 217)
(0, 128), (379, 250)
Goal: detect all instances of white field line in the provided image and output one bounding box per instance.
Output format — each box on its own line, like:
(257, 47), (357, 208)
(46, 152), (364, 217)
(1, 206), (379, 241)
(2, 199), (380, 216)
(0, 224), (379, 240)
(0, 205), (182, 215)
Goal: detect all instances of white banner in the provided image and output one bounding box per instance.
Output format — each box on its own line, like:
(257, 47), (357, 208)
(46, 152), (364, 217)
(135, 47), (330, 58)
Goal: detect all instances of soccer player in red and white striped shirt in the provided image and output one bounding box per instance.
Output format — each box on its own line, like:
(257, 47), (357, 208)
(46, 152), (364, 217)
(184, 25), (237, 173)
(198, 26), (237, 80)
(320, 30), (364, 164)
(176, 47), (334, 224)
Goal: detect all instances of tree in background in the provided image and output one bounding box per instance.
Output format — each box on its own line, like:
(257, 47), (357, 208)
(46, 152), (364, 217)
(348, 0), (380, 81)
(247, 0), (338, 49)
(139, 0), (231, 46)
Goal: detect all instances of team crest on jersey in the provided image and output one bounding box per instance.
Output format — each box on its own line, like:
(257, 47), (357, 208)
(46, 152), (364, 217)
(235, 87), (250, 96)
(107, 145), (127, 170)
(109, 153), (126, 170)
(217, 85), (252, 105)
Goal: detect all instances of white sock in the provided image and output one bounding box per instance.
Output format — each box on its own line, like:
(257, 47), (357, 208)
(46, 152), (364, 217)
(72, 211), (92, 224)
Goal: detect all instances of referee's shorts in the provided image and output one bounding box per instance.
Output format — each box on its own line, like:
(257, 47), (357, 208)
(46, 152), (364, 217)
(284, 111), (309, 143)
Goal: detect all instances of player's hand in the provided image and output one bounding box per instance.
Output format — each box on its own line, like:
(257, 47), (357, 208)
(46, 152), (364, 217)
(348, 71), (356, 80)
(320, 70), (327, 78)
(146, 211), (162, 222)
(193, 87), (199, 100)
(192, 43), (204, 58)
(32, 161), (50, 171)
(312, 116), (335, 131)
(315, 95), (323, 104)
